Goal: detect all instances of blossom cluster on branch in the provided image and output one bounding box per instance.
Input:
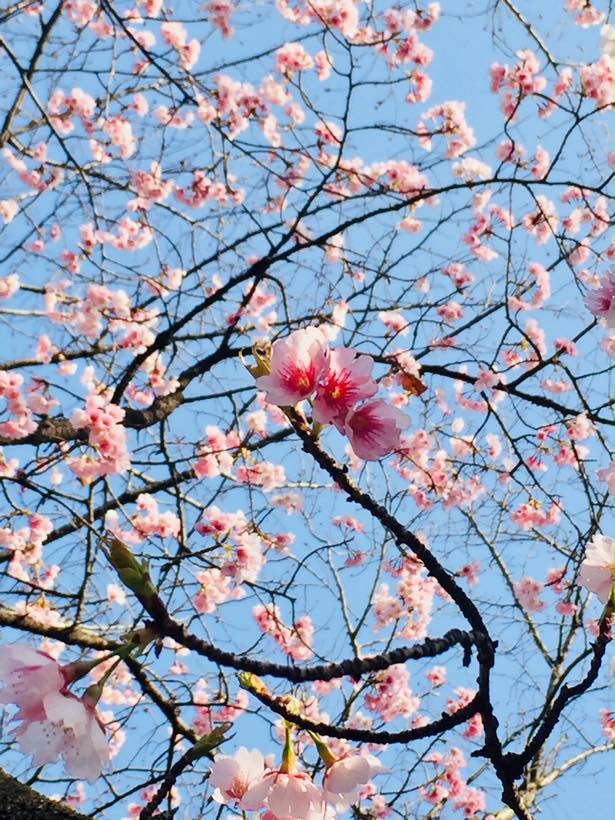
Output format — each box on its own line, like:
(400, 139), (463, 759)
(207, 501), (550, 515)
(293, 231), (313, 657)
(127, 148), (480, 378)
(255, 327), (410, 460)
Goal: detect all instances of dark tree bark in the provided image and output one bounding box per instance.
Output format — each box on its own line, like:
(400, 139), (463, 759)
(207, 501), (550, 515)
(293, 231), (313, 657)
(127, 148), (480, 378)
(0, 770), (89, 819)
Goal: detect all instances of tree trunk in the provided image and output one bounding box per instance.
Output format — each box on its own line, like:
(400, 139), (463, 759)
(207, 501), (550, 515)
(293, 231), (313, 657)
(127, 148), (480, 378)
(0, 770), (89, 819)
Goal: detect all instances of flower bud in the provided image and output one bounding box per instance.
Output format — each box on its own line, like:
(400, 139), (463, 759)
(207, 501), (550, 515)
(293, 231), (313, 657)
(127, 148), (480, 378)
(105, 537), (157, 599)
(241, 341), (272, 378)
(238, 671), (269, 696)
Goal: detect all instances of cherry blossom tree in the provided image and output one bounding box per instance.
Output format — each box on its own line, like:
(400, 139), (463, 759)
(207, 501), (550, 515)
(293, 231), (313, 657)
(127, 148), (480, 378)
(0, 0), (612, 818)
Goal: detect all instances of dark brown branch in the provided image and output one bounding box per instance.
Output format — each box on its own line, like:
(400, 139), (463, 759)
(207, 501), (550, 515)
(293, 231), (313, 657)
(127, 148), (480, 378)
(503, 608), (613, 778)
(0, 602), (119, 651)
(138, 744), (205, 820)
(133, 585), (480, 681)
(248, 686), (481, 744)
(0, 769), (88, 820)
(285, 412), (536, 819)
(420, 363), (615, 426)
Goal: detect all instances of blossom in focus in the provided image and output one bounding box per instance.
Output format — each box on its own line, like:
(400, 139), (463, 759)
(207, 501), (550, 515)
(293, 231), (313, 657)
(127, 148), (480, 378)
(0, 645), (108, 781)
(242, 770), (325, 818)
(0, 643), (65, 716)
(323, 752), (387, 810)
(209, 746), (266, 808)
(313, 347), (377, 429)
(344, 400), (410, 460)
(578, 534), (614, 603)
(585, 273), (615, 327)
(17, 689), (108, 781)
(256, 328), (329, 406)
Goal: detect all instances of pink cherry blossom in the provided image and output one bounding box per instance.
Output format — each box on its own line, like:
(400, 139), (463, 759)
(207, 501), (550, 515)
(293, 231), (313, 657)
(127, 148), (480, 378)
(0, 273), (19, 299)
(578, 534), (614, 603)
(344, 400), (410, 460)
(514, 576), (546, 611)
(0, 645), (108, 781)
(530, 145), (550, 179)
(209, 746), (266, 808)
(161, 21), (201, 70)
(70, 393), (130, 478)
(508, 262), (551, 311)
(522, 195), (559, 244)
(601, 709), (615, 741)
(597, 461), (615, 494)
(314, 120), (342, 146)
(378, 310), (410, 336)
(364, 663), (420, 722)
(580, 53), (614, 107)
(314, 49), (332, 80)
(585, 273), (615, 326)
(275, 42), (314, 73)
(566, 0), (605, 26)
(243, 770), (325, 818)
(17, 690), (108, 781)
(253, 604), (314, 660)
(0, 644), (65, 715)
(195, 567), (244, 613)
(419, 100), (476, 156)
(256, 328), (329, 406)
(426, 666), (447, 686)
(313, 347), (378, 429)
(0, 198), (18, 223)
(205, 0), (235, 37)
(323, 752), (387, 809)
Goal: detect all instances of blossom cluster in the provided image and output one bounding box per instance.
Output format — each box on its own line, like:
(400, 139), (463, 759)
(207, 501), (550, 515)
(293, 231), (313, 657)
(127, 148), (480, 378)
(256, 328), (410, 460)
(192, 505), (295, 611)
(105, 493), (181, 543)
(69, 393), (130, 481)
(209, 743), (386, 818)
(0, 370), (55, 439)
(253, 603), (314, 661)
(422, 747), (486, 815)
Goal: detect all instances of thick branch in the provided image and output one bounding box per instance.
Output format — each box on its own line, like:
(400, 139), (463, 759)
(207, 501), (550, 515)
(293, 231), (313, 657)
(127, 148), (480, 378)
(0, 603), (119, 650)
(0, 769), (88, 820)
(248, 686), (481, 744)
(132, 587), (480, 681)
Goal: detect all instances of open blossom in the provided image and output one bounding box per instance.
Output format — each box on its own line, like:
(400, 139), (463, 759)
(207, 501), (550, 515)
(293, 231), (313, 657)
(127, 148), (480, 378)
(243, 770), (325, 818)
(0, 273), (19, 299)
(601, 709), (615, 741)
(0, 644), (108, 781)
(426, 666), (447, 686)
(0, 198), (18, 223)
(209, 747), (266, 808)
(70, 393), (130, 477)
(344, 400), (410, 460)
(522, 195), (559, 244)
(379, 309), (410, 335)
(18, 690), (108, 782)
(256, 328), (329, 405)
(0, 644), (64, 713)
(585, 273), (615, 327)
(578, 534), (614, 603)
(313, 347), (378, 429)
(253, 604), (314, 660)
(275, 42), (314, 73)
(161, 21), (201, 70)
(514, 576), (546, 612)
(323, 753), (387, 809)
